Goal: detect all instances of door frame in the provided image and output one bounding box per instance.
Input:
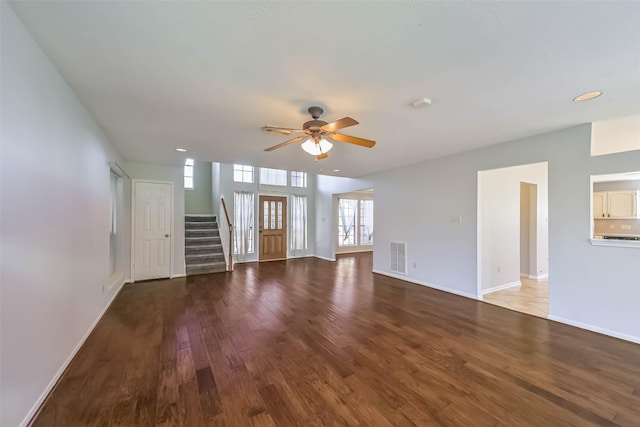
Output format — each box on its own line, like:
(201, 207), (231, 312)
(258, 193), (288, 262)
(476, 162), (549, 300)
(130, 179), (175, 281)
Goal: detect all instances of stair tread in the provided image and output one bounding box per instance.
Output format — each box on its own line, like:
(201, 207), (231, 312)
(187, 262), (226, 268)
(186, 268), (226, 276)
(186, 236), (221, 240)
(184, 215), (225, 274)
(186, 253), (224, 259)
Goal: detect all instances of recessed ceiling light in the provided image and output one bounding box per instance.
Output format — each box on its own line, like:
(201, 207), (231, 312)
(573, 91), (603, 102)
(333, 169), (341, 172)
(175, 148), (187, 152)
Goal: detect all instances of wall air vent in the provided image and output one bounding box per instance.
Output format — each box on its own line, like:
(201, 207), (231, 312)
(390, 241), (407, 274)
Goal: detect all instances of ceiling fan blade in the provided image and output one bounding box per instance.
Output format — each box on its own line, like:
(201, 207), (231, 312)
(329, 133), (376, 148)
(321, 117), (358, 132)
(316, 153), (328, 161)
(264, 135), (308, 152)
(261, 125), (305, 136)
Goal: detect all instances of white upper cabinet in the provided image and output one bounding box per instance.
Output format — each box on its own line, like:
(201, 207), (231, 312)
(594, 191), (639, 219)
(593, 192), (607, 219)
(608, 191), (638, 218)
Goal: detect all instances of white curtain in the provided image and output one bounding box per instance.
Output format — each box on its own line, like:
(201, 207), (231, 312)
(361, 199), (374, 245)
(291, 195), (307, 252)
(338, 198), (357, 244)
(234, 191), (254, 262)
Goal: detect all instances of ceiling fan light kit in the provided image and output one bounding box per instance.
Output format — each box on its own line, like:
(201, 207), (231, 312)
(262, 106), (376, 160)
(301, 138), (333, 156)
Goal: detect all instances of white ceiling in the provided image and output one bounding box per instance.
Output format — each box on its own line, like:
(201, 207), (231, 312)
(10, 1), (640, 177)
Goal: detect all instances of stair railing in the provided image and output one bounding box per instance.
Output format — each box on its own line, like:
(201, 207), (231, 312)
(220, 197), (233, 271)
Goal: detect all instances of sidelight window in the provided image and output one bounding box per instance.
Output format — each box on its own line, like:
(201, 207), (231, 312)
(184, 158), (194, 189)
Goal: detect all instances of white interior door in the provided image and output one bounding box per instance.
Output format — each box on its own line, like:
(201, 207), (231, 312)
(133, 181), (172, 280)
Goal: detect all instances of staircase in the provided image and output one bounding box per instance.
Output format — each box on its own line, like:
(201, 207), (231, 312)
(185, 215), (226, 275)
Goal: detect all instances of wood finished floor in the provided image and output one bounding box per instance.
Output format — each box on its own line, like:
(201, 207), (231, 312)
(483, 277), (549, 318)
(33, 254), (640, 426)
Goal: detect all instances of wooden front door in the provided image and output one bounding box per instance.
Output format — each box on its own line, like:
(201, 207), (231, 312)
(259, 196), (287, 261)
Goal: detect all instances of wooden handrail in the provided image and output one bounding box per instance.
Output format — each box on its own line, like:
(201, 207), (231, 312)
(221, 197), (233, 271)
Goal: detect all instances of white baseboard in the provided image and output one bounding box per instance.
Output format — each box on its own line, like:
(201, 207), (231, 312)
(372, 269), (479, 300)
(314, 255), (336, 262)
(170, 273), (186, 279)
(547, 315), (640, 345)
(481, 280), (521, 296)
(21, 279), (126, 427)
(336, 248), (374, 255)
(108, 272), (124, 290)
(521, 273), (548, 280)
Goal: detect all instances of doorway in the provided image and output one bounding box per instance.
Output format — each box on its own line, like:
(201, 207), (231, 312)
(259, 195), (287, 261)
(132, 180), (173, 281)
(477, 162), (549, 318)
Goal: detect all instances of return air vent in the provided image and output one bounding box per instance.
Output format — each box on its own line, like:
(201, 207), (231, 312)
(390, 241), (407, 274)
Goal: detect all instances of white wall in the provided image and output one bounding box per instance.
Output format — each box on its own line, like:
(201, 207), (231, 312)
(591, 113), (640, 156)
(367, 125), (640, 341)
(478, 162), (548, 292)
(125, 162), (186, 277)
(0, 4), (130, 426)
(185, 160), (213, 214)
(211, 162), (221, 218)
(520, 182), (535, 276)
(593, 179), (640, 192)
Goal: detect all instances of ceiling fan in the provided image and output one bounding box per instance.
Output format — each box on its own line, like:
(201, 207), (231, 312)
(262, 106), (376, 160)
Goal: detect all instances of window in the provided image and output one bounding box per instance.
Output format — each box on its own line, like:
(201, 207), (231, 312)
(360, 199), (374, 245)
(260, 167), (287, 186)
(291, 195), (307, 251)
(233, 191), (254, 257)
(338, 198), (374, 247)
(338, 199), (358, 246)
(291, 171), (307, 188)
(184, 158), (194, 189)
(234, 164), (254, 183)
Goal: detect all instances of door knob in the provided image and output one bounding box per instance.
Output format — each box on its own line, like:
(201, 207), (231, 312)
(165, 234), (170, 237)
